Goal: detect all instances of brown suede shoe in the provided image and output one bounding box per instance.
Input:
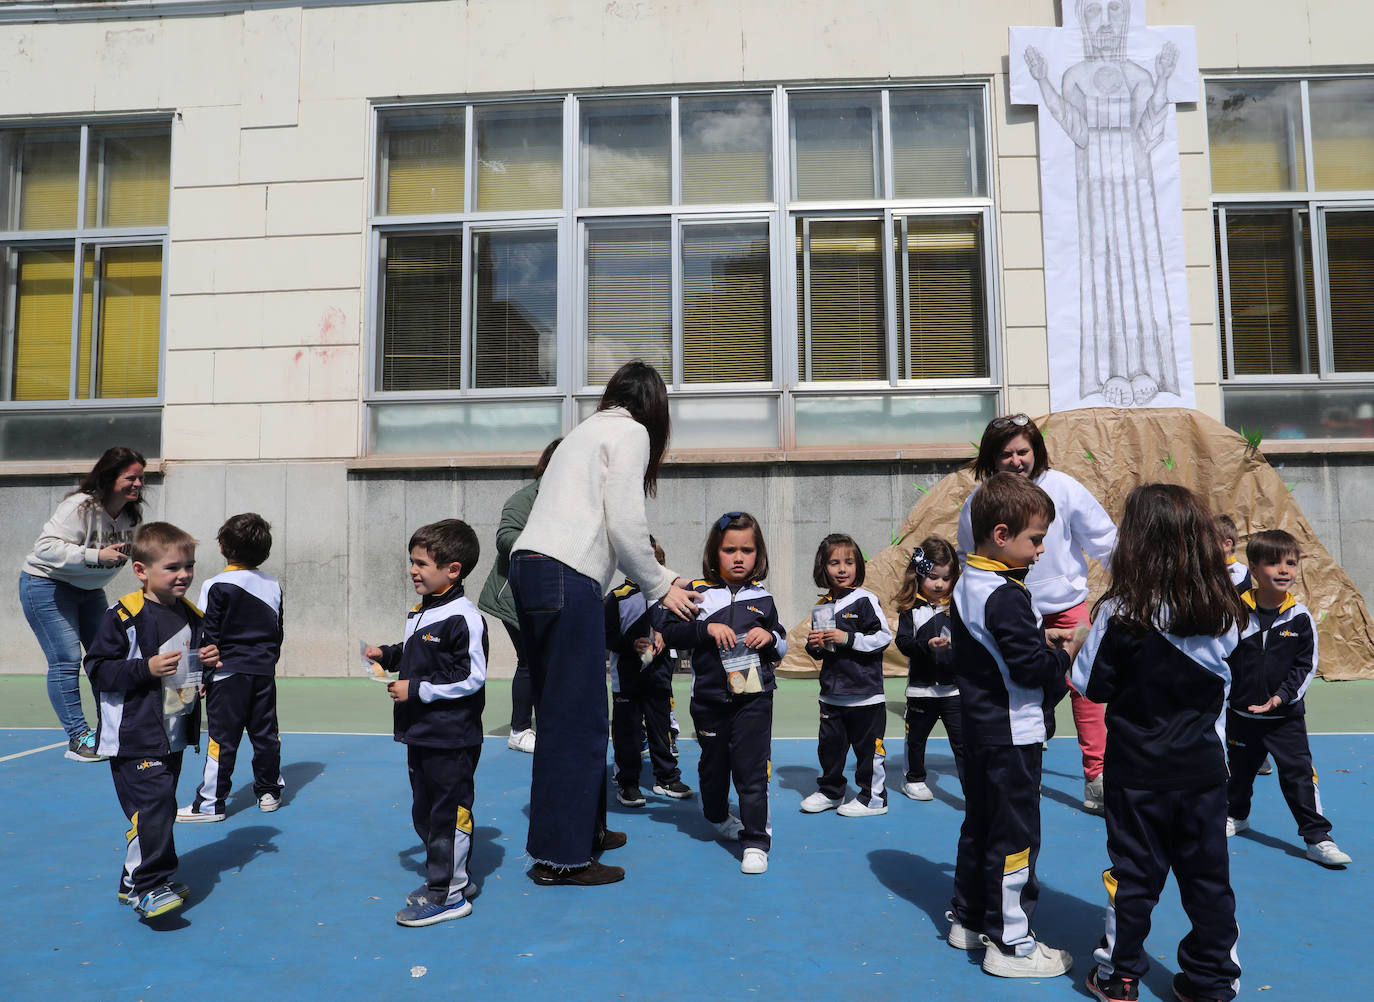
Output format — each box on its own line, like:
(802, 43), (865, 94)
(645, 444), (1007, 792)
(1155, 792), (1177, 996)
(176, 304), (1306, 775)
(595, 829), (627, 852)
(528, 860), (625, 886)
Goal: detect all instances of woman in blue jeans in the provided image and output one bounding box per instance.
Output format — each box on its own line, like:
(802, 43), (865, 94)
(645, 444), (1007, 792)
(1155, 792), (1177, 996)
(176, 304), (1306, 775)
(20, 446), (146, 761)
(510, 361), (699, 886)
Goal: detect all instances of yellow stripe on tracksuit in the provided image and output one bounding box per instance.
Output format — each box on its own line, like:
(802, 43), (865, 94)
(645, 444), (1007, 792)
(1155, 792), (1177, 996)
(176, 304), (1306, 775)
(1102, 867), (1118, 904)
(208, 738), (221, 761)
(456, 806), (473, 835)
(126, 811), (139, 843)
(1004, 847), (1030, 875)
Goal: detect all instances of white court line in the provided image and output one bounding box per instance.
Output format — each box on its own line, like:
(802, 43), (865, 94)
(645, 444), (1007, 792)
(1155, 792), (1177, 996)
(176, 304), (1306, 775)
(0, 741), (66, 763)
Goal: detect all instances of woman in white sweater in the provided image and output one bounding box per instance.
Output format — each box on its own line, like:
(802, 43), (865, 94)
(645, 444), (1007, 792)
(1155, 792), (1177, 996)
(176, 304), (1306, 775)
(20, 446), (147, 761)
(510, 361), (699, 886)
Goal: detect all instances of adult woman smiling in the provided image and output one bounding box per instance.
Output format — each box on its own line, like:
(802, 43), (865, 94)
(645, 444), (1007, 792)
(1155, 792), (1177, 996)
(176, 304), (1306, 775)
(956, 415), (1117, 813)
(510, 361), (700, 886)
(20, 446), (147, 761)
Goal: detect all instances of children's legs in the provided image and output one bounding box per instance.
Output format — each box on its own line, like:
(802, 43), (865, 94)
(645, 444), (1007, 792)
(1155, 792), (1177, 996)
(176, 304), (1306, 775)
(193, 674), (249, 813)
(1045, 603), (1104, 781)
(939, 695), (968, 790)
(244, 675), (284, 799)
(904, 697), (939, 783)
(815, 701), (848, 799)
(1265, 713), (1334, 845)
(409, 745), (480, 906)
(111, 752), (183, 897)
(510, 554), (609, 868)
(1093, 785), (1172, 984)
(1224, 712), (1268, 821)
(1172, 784), (1241, 1001)
(690, 696), (733, 824)
(951, 741), (991, 930)
(643, 679), (681, 784)
(847, 703), (887, 806)
(504, 620), (535, 732)
(978, 744), (1043, 956)
(610, 679), (644, 791)
(731, 693), (773, 853)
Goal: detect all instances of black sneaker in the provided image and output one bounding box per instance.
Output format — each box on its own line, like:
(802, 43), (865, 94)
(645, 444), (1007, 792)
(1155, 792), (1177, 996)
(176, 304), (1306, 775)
(1087, 969), (1138, 1002)
(616, 786), (646, 807)
(528, 860), (625, 886)
(652, 779), (693, 799)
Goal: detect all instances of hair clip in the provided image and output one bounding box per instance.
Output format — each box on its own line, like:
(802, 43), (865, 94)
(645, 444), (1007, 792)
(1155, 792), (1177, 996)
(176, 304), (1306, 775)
(715, 511), (743, 533)
(909, 546), (934, 579)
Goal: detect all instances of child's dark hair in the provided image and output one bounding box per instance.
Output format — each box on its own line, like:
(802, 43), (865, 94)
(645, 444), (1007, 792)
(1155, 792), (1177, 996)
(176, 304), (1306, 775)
(72, 446), (147, 524)
(1216, 513), (1239, 547)
(893, 536), (958, 611)
(533, 437), (562, 478)
(812, 533), (865, 589)
(702, 511), (769, 583)
(1095, 484), (1248, 637)
(131, 521), (196, 564)
(650, 534), (666, 567)
(1247, 528), (1301, 568)
(409, 519), (480, 580)
(969, 472), (1056, 545)
(598, 360), (670, 497)
(972, 413), (1050, 481)
(218, 513), (272, 567)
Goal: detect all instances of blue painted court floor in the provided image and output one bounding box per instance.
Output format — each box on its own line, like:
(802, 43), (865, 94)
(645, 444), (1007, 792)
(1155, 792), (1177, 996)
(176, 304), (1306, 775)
(2, 730), (1368, 1000)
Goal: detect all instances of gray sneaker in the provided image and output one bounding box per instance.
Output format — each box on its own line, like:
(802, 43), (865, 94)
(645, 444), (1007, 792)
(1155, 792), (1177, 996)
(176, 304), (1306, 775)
(1083, 775), (1105, 814)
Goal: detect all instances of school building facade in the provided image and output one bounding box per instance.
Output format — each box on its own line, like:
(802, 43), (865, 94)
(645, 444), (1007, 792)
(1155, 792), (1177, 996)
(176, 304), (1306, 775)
(2, 0), (1371, 675)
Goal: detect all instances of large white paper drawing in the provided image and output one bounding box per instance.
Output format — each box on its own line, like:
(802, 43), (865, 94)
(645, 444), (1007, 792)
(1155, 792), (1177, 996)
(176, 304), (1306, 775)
(1011, 2), (1198, 410)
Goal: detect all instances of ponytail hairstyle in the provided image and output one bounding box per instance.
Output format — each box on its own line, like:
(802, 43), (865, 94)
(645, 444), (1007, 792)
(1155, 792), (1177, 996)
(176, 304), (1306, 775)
(598, 360), (670, 497)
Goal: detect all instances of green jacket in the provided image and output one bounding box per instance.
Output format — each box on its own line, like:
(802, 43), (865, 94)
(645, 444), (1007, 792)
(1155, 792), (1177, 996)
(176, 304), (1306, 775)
(476, 478), (539, 628)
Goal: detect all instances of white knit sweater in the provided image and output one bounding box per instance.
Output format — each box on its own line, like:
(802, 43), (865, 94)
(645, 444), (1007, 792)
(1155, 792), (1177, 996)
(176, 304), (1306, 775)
(514, 407), (677, 600)
(22, 492), (138, 590)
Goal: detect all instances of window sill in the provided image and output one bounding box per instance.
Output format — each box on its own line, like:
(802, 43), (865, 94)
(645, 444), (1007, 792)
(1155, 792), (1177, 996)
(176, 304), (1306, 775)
(0, 458), (165, 479)
(1257, 438), (1374, 457)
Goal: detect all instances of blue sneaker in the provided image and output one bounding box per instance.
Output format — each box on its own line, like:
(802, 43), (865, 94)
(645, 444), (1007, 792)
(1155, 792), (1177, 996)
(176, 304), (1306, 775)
(396, 897), (471, 927)
(119, 881), (188, 905)
(131, 884), (185, 919)
(65, 730), (105, 763)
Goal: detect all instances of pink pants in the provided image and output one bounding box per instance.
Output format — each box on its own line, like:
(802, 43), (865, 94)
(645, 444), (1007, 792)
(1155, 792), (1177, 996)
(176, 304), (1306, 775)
(1043, 602), (1104, 781)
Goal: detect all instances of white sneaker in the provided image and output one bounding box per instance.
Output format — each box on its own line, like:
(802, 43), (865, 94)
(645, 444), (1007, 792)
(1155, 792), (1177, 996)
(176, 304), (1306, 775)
(1225, 816), (1249, 837)
(1083, 775), (1104, 814)
(799, 791), (843, 813)
(258, 793), (281, 813)
(740, 848), (768, 874)
(979, 938), (1073, 978)
(902, 781), (934, 801)
(1306, 840), (1352, 866)
(945, 910), (982, 950)
(507, 729), (536, 753)
(712, 815), (744, 841)
(837, 797), (888, 817)
(176, 805), (225, 823)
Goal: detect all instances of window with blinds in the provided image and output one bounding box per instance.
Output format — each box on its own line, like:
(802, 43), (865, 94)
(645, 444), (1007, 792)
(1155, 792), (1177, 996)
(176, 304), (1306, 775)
(1309, 79), (1374, 192)
(796, 218), (886, 380)
(475, 104), (563, 211)
(897, 215), (987, 379)
(1326, 210), (1374, 373)
(1218, 209), (1317, 376)
(1206, 81), (1306, 193)
(380, 232), (463, 391)
(790, 94), (882, 201)
(682, 223), (770, 383)
(680, 96), (772, 204)
(473, 229), (558, 388)
(378, 109), (465, 215)
(88, 129), (171, 228)
(585, 222), (672, 383)
(12, 132), (81, 230)
(890, 90), (986, 199)
(581, 100), (671, 208)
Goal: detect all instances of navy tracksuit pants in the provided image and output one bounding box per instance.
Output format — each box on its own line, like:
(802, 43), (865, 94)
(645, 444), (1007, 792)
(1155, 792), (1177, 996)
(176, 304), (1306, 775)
(904, 693), (966, 789)
(951, 741), (1041, 956)
(816, 700), (887, 806)
(1226, 708), (1332, 844)
(408, 744), (479, 906)
(111, 751), (183, 898)
(1095, 783), (1240, 1000)
(192, 672), (283, 813)
(611, 669), (680, 791)
(690, 692), (772, 852)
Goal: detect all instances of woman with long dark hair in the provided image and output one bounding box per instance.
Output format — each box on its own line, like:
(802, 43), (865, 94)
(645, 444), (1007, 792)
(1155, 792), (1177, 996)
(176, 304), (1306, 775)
(20, 446), (147, 761)
(509, 361), (699, 885)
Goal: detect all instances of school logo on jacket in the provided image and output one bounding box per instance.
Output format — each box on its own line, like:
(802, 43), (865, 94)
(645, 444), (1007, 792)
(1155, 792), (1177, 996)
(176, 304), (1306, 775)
(1278, 629), (1298, 638)
(422, 633), (441, 643)
(747, 605), (763, 615)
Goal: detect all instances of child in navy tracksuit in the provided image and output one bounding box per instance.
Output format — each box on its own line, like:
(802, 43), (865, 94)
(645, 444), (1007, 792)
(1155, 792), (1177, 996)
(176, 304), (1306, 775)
(947, 473), (1074, 979)
(1225, 529), (1351, 868)
(660, 512), (786, 876)
(84, 522), (219, 921)
(1216, 514), (1253, 592)
(364, 519), (488, 927)
(179, 513), (285, 822)
(893, 536), (965, 801)
(801, 532), (893, 817)
(1074, 484), (1247, 1002)
(608, 536), (692, 807)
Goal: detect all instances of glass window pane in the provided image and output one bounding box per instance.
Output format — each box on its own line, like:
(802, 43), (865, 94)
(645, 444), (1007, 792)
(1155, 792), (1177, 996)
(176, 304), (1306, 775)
(795, 393), (996, 447)
(891, 89), (986, 198)
(1220, 209), (1316, 376)
(581, 100), (670, 207)
(682, 223), (771, 384)
(91, 246), (161, 399)
(796, 218), (886, 380)
(1325, 210), (1374, 373)
(369, 398), (563, 454)
(1206, 81), (1306, 192)
(473, 229), (558, 389)
(475, 104), (563, 211)
(6, 248), (74, 400)
(7, 131), (81, 230)
(897, 215), (987, 378)
(86, 127), (171, 228)
(1224, 385), (1374, 440)
(1309, 79), (1374, 191)
(790, 92), (881, 200)
(377, 109), (465, 215)
(0, 407), (160, 461)
(680, 96), (772, 204)
(585, 222), (671, 383)
(380, 232), (462, 391)
(669, 394), (778, 449)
